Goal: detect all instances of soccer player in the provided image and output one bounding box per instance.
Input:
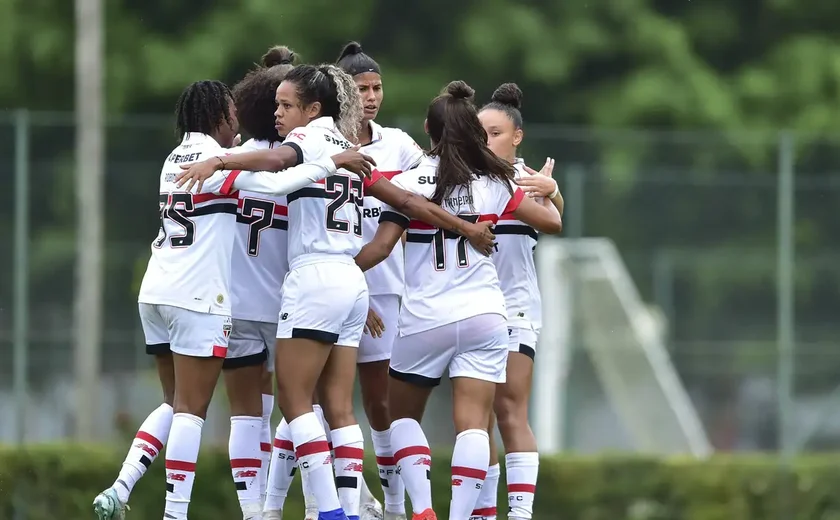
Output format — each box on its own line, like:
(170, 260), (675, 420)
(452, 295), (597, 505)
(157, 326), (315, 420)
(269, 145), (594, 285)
(175, 65), (497, 520)
(353, 81), (562, 520)
(471, 83), (564, 520)
(93, 79), (374, 520)
(223, 46), (298, 519)
(337, 41), (425, 520)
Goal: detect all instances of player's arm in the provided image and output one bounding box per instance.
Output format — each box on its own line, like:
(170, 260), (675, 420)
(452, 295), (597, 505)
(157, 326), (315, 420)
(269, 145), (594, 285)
(512, 191), (563, 234)
(365, 177), (495, 256)
(354, 220), (405, 272)
(176, 147), (301, 192)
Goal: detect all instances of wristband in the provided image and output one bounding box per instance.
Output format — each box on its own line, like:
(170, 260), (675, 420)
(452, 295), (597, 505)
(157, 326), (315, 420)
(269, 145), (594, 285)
(216, 156), (226, 170)
(549, 180), (560, 199)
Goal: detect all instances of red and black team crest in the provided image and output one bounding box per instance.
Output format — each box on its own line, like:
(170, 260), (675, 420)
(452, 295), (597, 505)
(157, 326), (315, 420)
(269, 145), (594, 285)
(223, 320), (232, 339)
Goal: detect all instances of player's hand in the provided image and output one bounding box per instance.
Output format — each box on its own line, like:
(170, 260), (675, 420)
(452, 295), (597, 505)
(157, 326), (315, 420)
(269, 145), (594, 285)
(465, 221), (496, 257)
(177, 157), (223, 193)
(518, 169), (559, 199)
(233, 134), (242, 147)
(535, 157), (555, 178)
(364, 308), (385, 338)
(332, 146), (376, 179)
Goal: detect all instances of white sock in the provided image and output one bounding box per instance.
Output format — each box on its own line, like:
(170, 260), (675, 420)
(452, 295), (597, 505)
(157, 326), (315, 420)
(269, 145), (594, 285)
(164, 413), (204, 519)
(506, 452), (539, 520)
(289, 412), (343, 516)
(371, 427), (404, 515)
(470, 463), (499, 519)
(313, 404), (332, 448)
(112, 403), (173, 504)
(229, 416), (263, 514)
(390, 418), (432, 514)
(449, 429), (489, 520)
(332, 424), (365, 520)
(259, 394), (274, 503)
(264, 418), (296, 512)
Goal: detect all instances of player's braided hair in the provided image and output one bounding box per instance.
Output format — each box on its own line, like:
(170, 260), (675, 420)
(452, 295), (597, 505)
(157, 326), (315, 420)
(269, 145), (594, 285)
(233, 46), (298, 141)
(481, 83), (524, 129)
(283, 64), (363, 141)
(426, 80), (515, 206)
(174, 80), (233, 140)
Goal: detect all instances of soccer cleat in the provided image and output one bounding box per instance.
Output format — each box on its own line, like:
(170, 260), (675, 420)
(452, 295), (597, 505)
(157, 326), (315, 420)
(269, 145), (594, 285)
(262, 510), (283, 520)
(410, 509), (437, 520)
(92, 488), (129, 520)
(384, 514), (407, 520)
(360, 497), (384, 520)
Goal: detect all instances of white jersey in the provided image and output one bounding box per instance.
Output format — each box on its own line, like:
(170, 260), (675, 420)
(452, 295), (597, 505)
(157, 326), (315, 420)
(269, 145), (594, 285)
(281, 116), (383, 266)
(229, 139), (288, 323)
(138, 133), (240, 316)
(360, 121), (424, 296)
(492, 160), (542, 332)
(381, 156), (525, 336)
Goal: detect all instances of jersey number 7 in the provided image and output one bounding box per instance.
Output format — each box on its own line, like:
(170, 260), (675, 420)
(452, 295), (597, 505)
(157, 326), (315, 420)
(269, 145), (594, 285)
(325, 175), (363, 237)
(433, 214), (479, 270)
(154, 193), (195, 248)
(239, 198), (276, 256)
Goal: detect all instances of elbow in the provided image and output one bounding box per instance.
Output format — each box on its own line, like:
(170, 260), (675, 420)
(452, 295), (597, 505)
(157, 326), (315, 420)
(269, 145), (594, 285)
(541, 218), (563, 235)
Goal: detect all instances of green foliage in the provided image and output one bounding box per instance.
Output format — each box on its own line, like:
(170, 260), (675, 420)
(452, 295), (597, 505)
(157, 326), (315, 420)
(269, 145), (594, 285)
(3, 447), (840, 519)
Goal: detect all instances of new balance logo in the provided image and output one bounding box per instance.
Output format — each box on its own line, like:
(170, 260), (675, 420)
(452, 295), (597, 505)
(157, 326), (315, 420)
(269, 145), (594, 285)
(452, 478), (463, 487)
(343, 462), (364, 472)
(280, 313), (289, 321)
(234, 470), (258, 478)
(167, 472), (186, 482)
(135, 442), (156, 457)
(414, 457), (431, 467)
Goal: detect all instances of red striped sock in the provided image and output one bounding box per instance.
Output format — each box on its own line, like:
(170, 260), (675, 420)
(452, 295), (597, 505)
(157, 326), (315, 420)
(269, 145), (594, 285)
(229, 416), (262, 512)
(391, 418), (433, 513)
(505, 452), (539, 520)
(450, 429), (490, 520)
(264, 419), (296, 512)
(164, 413), (204, 519)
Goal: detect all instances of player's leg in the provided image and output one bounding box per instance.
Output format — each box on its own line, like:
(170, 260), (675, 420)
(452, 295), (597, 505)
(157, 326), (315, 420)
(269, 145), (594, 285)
(319, 281), (369, 520)
(223, 319), (271, 520)
(162, 306), (229, 520)
(388, 326), (454, 520)
(94, 304), (174, 520)
(494, 329), (539, 520)
(358, 294), (402, 520)
(470, 413), (499, 520)
(273, 261), (360, 520)
(259, 356), (275, 502)
(470, 327), (521, 520)
(448, 314), (509, 520)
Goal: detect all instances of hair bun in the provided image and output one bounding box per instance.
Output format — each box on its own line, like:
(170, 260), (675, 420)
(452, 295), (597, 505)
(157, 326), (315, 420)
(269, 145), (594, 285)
(338, 41), (364, 61)
(262, 46), (296, 68)
(491, 83), (522, 109)
(445, 80), (475, 100)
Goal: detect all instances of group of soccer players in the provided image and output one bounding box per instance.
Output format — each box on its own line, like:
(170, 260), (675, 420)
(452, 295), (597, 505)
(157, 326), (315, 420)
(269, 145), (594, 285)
(92, 41), (564, 520)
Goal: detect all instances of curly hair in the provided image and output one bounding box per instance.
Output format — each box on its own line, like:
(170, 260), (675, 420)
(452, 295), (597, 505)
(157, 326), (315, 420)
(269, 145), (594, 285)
(233, 46), (298, 141)
(282, 63), (364, 141)
(174, 80), (233, 139)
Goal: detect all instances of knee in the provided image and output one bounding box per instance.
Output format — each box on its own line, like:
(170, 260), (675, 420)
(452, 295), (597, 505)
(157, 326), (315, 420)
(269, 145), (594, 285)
(495, 393), (528, 435)
(321, 394), (355, 429)
(173, 398), (210, 419)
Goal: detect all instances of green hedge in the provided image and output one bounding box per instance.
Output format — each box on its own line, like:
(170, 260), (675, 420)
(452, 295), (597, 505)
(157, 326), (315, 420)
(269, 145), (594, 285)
(1, 446), (840, 519)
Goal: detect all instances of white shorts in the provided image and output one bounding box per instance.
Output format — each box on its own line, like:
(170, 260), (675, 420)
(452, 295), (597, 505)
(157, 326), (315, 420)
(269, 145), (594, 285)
(223, 319), (274, 370)
(276, 257), (369, 348)
(389, 313), (508, 387)
(358, 294), (400, 364)
(139, 303), (231, 358)
(508, 326), (538, 360)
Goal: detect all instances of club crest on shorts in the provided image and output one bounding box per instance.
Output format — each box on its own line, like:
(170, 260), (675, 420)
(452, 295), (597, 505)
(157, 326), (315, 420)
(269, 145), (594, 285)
(216, 293), (224, 304)
(223, 320), (232, 339)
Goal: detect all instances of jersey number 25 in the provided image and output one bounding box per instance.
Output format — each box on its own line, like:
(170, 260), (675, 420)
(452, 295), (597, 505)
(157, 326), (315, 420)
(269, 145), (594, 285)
(154, 193), (195, 248)
(325, 175), (363, 237)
